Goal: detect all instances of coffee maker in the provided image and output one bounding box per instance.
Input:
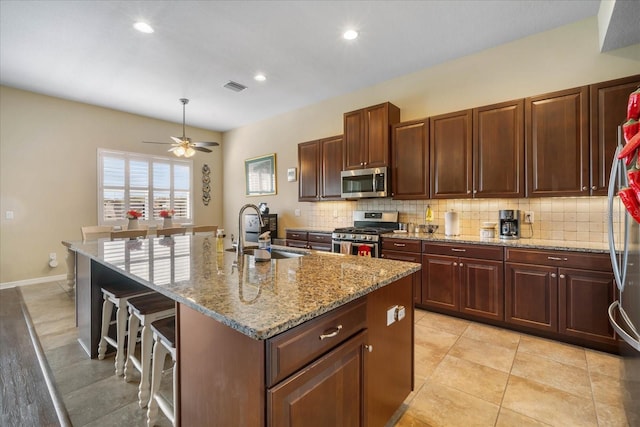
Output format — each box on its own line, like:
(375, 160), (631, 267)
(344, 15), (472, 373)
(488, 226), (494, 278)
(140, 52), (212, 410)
(499, 210), (521, 239)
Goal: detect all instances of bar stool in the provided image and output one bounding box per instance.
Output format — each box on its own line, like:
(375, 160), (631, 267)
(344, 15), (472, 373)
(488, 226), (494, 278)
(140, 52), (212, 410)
(124, 293), (175, 408)
(147, 316), (177, 427)
(97, 282), (152, 376)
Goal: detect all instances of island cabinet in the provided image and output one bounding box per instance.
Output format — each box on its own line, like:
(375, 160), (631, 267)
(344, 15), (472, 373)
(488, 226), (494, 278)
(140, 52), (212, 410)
(421, 242), (504, 322)
(344, 102), (400, 170)
(381, 237), (422, 303)
(589, 74), (640, 195)
(178, 274), (414, 427)
(525, 86), (590, 197)
(298, 135), (343, 201)
(391, 119), (430, 199)
(505, 248), (617, 349)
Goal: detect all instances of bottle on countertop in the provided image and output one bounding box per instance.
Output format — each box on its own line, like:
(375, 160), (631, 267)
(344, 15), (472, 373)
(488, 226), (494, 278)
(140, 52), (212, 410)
(216, 229), (226, 253)
(255, 231), (271, 261)
(425, 205), (434, 223)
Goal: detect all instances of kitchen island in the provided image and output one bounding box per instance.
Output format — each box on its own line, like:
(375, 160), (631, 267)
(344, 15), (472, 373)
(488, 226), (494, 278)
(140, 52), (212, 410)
(66, 234), (421, 426)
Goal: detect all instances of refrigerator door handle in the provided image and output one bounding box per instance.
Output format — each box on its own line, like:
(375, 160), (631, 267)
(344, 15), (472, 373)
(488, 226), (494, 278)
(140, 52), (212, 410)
(608, 301), (640, 351)
(607, 141), (630, 293)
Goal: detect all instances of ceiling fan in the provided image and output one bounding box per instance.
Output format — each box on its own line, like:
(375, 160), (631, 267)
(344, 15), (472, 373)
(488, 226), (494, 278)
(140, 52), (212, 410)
(143, 98), (219, 157)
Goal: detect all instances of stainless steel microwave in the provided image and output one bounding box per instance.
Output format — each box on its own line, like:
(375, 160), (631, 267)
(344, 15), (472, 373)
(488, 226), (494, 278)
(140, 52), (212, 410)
(341, 167), (388, 198)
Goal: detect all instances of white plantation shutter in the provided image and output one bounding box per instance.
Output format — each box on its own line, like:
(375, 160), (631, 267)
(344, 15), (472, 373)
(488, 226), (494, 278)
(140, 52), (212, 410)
(98, 149), (193, 225)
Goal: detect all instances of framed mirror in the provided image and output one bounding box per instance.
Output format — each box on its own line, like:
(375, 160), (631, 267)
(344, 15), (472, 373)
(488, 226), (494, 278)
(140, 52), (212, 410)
(245, 153), (276, 196)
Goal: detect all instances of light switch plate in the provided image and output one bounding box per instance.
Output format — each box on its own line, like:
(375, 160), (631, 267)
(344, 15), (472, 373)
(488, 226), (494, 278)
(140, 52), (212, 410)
(5, 210), (14, 220)
(396, 305), (406, 322)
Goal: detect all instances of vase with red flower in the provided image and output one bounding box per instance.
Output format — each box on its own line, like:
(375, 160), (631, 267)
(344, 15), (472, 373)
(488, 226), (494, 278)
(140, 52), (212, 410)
(160, 209), (175, 228)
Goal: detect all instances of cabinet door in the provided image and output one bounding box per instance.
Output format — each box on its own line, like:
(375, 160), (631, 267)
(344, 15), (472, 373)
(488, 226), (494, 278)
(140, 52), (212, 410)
(320, 135), (343, 200)
(525, 86), (589, 197)
(267, 331), (366, 427)
(365, 103), (399, 168)
(344, 109), (366, 170)
(298, 141), (320, 201)
(391, 119), (429, 199)
(381, 249), (422, 304)
(473, 99), (524, 198)
(430, 110), (473, 198)
(590, 75), (640, 195)
(558, 268), (617, 345)
(421, 254), (459, 311)
(505, 263), (558, 332)
(459, 258), (504, 321)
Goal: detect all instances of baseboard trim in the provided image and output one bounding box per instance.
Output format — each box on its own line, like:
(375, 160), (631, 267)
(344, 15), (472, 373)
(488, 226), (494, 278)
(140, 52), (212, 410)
(0, 274), (68, 290)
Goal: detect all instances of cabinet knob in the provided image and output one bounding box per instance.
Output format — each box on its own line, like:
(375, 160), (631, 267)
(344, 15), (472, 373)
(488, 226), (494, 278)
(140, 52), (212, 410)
(591, 186), (597, 190)
(459, 263), (464, 267)
(467, 190), (471, 194)
(582, 186), (587, 191)
(364, 344), (373, 353)
(453, 262), (458, 267)
(473, 190), (477, 194)
(551, 273), (557, 278)
(559, 274), (565, 279)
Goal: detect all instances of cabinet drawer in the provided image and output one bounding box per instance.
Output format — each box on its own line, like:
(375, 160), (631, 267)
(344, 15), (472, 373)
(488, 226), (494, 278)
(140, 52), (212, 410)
(308, 232), (332, 244)
(286, 231), (308, 241)
(381, 250), (421, 263)
(382, 238), (421, 253)
(505, 248), (611, 271)
(309, 242), (331, 252)
(266, 298), (367, 387)
(423, 242), (503, 261)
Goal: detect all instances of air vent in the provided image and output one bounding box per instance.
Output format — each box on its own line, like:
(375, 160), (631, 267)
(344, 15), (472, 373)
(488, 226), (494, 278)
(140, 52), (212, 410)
(224, 81), (247, 92)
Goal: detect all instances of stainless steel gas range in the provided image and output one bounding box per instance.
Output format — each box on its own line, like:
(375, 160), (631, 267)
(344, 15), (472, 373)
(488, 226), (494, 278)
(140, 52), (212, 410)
(331, 211), (399, 257)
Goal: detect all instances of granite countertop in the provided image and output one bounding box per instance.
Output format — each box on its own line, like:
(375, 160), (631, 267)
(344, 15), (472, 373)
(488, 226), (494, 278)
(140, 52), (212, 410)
(382, 232), (611, 254)
(66, 235), (420, 340)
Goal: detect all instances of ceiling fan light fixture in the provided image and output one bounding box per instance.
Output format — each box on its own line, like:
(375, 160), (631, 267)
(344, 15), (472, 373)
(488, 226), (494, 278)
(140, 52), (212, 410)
(173, 145), (186, 157)
(184, 147), (196, 158)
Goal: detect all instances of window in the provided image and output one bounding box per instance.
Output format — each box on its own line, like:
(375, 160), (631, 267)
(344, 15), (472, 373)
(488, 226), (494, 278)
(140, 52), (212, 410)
(98, 149), (193, 225)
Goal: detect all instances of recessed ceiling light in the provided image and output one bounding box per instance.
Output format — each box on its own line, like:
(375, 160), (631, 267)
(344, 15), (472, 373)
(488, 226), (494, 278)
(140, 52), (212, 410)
(254, 74), (266, 82)
(343, 29), (358, 40)
(134, 22), (154, 34)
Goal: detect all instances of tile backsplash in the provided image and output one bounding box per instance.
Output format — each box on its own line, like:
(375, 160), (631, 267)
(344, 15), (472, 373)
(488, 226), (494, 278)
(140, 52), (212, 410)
(301, 197), (615, 243)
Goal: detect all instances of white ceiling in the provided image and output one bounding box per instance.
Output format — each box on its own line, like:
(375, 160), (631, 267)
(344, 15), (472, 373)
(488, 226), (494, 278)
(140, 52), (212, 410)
(0, 0), (621, 132)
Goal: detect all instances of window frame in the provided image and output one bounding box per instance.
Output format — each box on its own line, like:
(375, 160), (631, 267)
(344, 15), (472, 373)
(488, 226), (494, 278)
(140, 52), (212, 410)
(97, 148), (193, 226)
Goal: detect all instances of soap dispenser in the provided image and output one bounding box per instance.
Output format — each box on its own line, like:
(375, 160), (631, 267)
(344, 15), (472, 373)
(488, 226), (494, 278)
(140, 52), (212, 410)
(255, 231), (272, 261)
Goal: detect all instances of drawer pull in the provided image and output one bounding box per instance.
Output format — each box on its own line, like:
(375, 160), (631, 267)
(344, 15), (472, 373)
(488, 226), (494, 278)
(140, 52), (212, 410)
(551, 273), (557, 278)
(559, 274), (565, 279)
(451, 248), (466, 252)
(319, 324), (343, 340)
(394, 243), (406, 247)
(547, 256), (568, 261)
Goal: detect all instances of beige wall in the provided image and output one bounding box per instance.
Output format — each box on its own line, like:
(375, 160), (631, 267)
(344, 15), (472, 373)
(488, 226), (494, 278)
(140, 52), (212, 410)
(0, 87), (223, 284)
(222, 17), (640, 240)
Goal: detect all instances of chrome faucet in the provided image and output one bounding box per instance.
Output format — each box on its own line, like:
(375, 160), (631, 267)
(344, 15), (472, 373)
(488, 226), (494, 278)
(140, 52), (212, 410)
(236, 204), (264, 259)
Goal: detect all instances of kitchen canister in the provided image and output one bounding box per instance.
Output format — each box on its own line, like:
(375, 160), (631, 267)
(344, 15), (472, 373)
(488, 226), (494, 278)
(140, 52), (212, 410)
(444, 210), (459, 236)
(480, 222), (496, 239)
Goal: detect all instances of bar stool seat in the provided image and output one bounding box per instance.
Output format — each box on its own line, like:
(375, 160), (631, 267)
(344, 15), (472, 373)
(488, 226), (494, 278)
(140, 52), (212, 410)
(124, 293), (175, 408)
(98, 282), (153, 376)
(147, 316), (177, 427)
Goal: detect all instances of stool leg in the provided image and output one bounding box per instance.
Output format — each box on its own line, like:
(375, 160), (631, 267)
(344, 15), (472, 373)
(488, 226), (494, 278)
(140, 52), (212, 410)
(114, 300), (128, 376)
(98, 296), (114, 360)
(147, 339), (168, 427)
(124, 310), (140, 382)
(138, 323), (153, 408)
(171, 348), (177, 426)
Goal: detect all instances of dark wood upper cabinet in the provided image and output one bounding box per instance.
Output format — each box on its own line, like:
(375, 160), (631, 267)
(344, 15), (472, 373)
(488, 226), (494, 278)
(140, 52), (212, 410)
(298, 135), (343, 202)
(391, 119), (429, 199)
(525, 86), (590, 197)
(590, 75), (640, 195)
(429, 110), (473, 198)
(344, 102), (400, 170)
(473, 99), (525, 198)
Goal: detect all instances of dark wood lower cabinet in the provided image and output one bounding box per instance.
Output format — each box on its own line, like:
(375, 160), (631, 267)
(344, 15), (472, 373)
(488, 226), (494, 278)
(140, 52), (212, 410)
(268, 331), (367, 427)
(422, 254), (459, 311)
(459, 258), (504, 321)
(505, 262), (558, 332)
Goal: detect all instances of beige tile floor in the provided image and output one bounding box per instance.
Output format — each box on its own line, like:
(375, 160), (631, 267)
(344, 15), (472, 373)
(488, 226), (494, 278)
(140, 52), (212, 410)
(18, 281), (640, 427)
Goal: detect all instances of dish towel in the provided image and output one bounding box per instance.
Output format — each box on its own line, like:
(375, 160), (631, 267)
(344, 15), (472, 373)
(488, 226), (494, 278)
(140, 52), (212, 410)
(358, 245), (372, 257)
(340, 241), (352, 254)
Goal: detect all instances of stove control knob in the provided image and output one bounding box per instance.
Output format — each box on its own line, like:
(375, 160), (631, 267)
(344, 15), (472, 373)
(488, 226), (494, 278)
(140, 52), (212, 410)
(366, 235), (372, 241)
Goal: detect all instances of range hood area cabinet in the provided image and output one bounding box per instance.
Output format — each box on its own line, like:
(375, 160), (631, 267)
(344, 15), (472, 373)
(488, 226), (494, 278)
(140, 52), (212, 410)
(298, 135), (343, 202)
(344, 102), (400, 170)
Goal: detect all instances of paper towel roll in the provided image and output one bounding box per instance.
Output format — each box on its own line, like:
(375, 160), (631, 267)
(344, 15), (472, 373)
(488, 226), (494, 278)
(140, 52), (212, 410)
(444, 210), (459, 236)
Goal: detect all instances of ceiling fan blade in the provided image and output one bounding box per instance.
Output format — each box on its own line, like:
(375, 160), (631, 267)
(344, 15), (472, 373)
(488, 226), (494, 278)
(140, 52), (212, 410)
(192, 141), (220, 147)
(142, 140), (174, 145)
(193, 147), (212, 153)
(170, 136), (184, 144)
(168, 146), (180, 152)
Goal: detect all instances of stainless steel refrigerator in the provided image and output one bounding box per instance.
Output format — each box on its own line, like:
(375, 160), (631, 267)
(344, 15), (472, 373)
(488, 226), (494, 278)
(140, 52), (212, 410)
(607, 131), (640, 424)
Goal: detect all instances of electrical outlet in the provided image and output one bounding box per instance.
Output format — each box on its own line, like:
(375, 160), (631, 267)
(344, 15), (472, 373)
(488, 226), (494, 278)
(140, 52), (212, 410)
(524, 211), (534, 224)
(386, 305), (398, 326)
(294, 209), (301, 217)
(333, 209), (338, 218)
(49, 252), (57, 261)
